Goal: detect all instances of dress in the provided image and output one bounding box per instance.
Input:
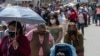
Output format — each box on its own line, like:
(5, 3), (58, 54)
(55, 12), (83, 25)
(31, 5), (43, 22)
(48, 27), (62, 42)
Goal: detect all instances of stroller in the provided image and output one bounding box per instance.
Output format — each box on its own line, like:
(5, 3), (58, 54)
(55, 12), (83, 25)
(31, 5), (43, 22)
(50, 43), (77, 56)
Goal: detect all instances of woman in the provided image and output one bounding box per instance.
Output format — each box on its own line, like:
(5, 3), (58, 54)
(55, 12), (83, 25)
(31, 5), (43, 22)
(47, 14), (63, 44)
(0, 21), (31, 56)
(64, 22), (84, 56)
(26, 23), (54, 56)
(77, 9), (87, 34)
(69, 8), (78, 23)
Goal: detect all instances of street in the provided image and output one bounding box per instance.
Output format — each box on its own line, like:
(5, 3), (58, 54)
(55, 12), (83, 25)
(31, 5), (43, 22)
(84, 23), (100, 56)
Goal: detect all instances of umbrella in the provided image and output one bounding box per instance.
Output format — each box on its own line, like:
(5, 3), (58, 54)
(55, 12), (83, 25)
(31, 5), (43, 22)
(0, 6), (45, 24)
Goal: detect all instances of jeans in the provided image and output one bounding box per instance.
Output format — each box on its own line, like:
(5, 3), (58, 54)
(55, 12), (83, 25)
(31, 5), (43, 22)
(95, 14), (100, 25)
(78, 23), (85, 34)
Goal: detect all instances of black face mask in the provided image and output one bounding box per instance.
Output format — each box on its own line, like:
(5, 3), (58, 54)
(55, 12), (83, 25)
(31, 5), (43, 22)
(8, 31), (16, 38)
(69, 30), (77, 35)
(39, 31), (46, 35)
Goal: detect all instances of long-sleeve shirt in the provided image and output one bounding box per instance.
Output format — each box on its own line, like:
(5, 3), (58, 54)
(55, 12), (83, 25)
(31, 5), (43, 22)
(26, 29), (54, 56)
(0, 35), (31, 56)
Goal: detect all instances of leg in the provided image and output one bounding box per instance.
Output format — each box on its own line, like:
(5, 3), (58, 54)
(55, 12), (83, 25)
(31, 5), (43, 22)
(78, 23), (81, 30)
(81, 24), (85, 35)
(95, 14), (98, 26)
(98, 14), (100, 26)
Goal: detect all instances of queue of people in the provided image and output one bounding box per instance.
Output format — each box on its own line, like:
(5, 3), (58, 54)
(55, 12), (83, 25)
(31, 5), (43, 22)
(0, 1), (99, 56)
(0, 21), (83, 56)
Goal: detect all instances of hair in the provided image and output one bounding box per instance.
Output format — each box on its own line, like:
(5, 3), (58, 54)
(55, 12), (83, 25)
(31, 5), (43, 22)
(48, 14), (60, 26)
(67, 22), (77, 32)
(29, 4), (33, 8)
(8, 21), (23, 35)
(37, 23), (46, 30)
(67, 22), (79, 46)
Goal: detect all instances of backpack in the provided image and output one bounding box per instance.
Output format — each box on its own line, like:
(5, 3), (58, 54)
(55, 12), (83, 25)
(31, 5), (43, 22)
(50, 43), (77, 56)
(55, 44), (71, 56)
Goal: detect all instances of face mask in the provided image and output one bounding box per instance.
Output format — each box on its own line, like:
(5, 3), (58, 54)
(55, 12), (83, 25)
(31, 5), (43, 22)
(69, 30), (77, 35)
(8, 30), (16, 38)
(39, 31), (46, 35)
(50, 19), (56, 24)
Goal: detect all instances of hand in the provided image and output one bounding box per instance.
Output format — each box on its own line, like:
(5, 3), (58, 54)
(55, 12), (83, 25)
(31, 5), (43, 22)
(71, 35), (76, 41)
(12, 40), (19, 50)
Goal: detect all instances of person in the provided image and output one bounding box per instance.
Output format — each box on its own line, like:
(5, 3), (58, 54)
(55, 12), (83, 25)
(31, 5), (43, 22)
(58, 9), (66, 25)
(64, 22), (84, 56)
(69, 7), (78, 23)
(65, 7), (71, 20)
(0, 25), (7, 44)
(26, 23), (54, 56)
(0, 21), (31, 56)
(91, 3), (96, 24)
(29, 4), (34, 10)
(47, 14), (63, 44)
(43, 8), (50, 25)
(95, 5), (100, 26)
(77, 9), (87, 34)
(50, 1), (55, 11)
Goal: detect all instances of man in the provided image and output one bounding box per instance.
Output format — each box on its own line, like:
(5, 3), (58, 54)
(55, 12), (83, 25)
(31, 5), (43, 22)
(26, 23), (54, 56)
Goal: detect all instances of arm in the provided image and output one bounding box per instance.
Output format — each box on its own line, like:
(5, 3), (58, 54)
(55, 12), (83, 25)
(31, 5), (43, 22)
(55, 28), (63, 43)
(0, 37), (7, 56)
(64, 33), (68, 43)
(76, 34), (84, 50)
(49, 33), (54, 48)
(17, 36), (31, 56)
(0, 41), (3, 56)
(25, 29), (37, 41)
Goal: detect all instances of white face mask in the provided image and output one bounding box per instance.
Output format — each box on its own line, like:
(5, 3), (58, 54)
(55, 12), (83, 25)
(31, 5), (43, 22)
(50, 19), (56, 24)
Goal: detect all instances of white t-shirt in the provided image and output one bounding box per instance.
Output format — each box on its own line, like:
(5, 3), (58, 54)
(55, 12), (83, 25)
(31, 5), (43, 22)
(78, 13), (85, 24)
(58, 13), (66, 25)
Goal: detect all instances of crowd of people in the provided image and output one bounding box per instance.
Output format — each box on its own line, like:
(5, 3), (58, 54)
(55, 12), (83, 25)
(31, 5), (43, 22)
(0, 1), (100, 56)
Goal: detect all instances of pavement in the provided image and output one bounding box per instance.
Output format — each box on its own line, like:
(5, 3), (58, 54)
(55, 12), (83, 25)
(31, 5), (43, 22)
(84, 23), (100, 56)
